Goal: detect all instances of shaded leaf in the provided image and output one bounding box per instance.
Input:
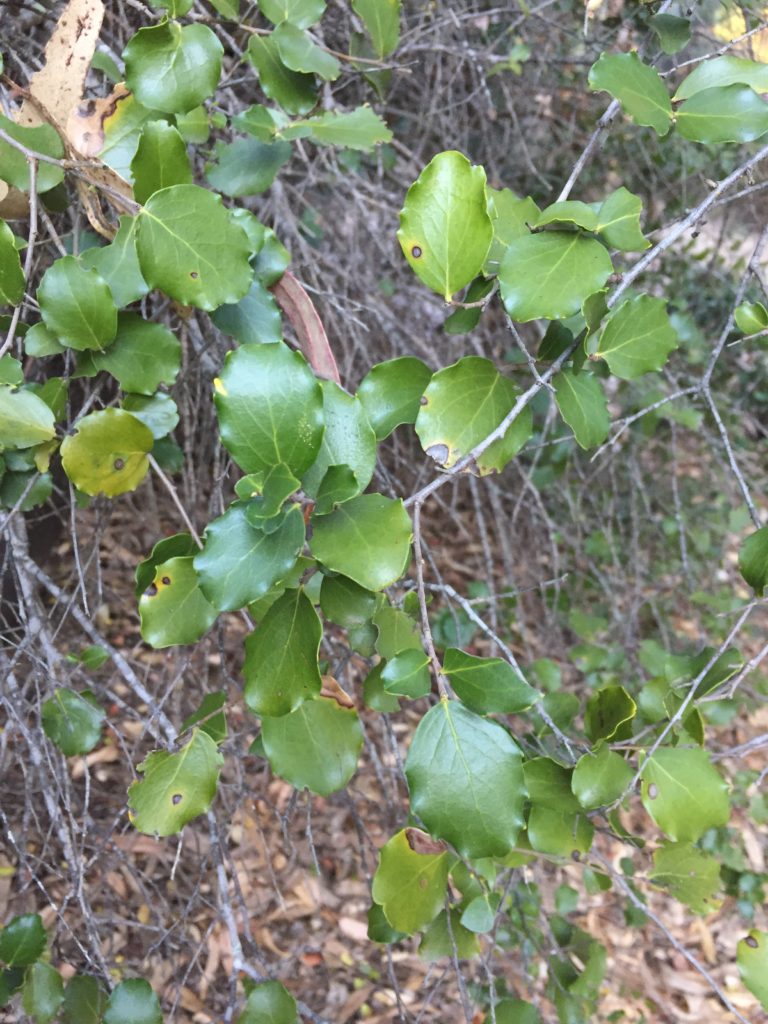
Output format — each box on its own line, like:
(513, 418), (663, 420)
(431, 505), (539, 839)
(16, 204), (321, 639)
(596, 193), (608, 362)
(247, 34), (317, 115)
(0, 220), (24, 305)
(80, 216), (149, 308)
(533, 200), (597, 231)
(237, 980), (298, 1024)
(37, 256), (117, 352)
(734, 301), (768, 335)
(131, 121), (192, 204)
(122, 393), (179, 439)
(649, 842), (722, 914)
(41, 689), (105, 756)
(419, 908), (480, 961)
(357, 356), (432, 440)
(259, 0), (325, 28)
(381, 649), (431, 698)
(0, 915), (46, 967)
(138, 555), (218, 648)
(62, 975), (107, 1024)
(87, 313), (180, 395)
(302, 381), (376, 501)
(553, 369), (610, 449)
(0, 386), (56, 450)
(274, 23), (340, 79)
(584, 685), (636, 742)
(596, 295), (678, 379)
(737, 930), (768, 1011)
(103, 979), (162, 1024)
(352, 0), (400, 57)
(206, 137), (292, 197)
(739, 525), (768, 597)
(211, 278), (282, 345)
(22, 962), (63, 1024)
(0, 116), (64, 192)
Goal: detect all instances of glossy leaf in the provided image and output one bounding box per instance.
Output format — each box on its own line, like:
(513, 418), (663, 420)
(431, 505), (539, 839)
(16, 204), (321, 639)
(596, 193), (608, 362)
(0, 386), (56, 449)
(81, 216), (149, 308)
(584, 685), (636, 742)
(372, 828), (452, 934)
(319, 573), (378, 628)
(247, 35), (317, 115)
(406, 699), (525, 859)
(737, 930), (768, 1011)
(0, 221), (24, 305)
(211, 279), (282, 345)
(553, 369), (610, 450)
(135, 533), (197, 597)
(244, 587), (322, 716)
(596, 295), (678, 379)
(352, 0), (400, 56)
(122, 393), (179, 439)
(274, 23), (340, 79)
(499, 232), (612, 322)
(128, 729), (223, 836)
(139, 555), (218, 648)
(24, 323), (65, 358)
(61, 409), (152, 497)
(397, 151), (493, 301)
(0, 915), (46, 967)
(734, 301), (768, 335)
(443, 648), (538, 714)
(206, 138), (292, 197)
(595, 187), (649, 252)
(37, 257), (117, 352)
(215, 342), (323, 476)
(357, 356), (431, 440)
(571, 745), (633, 809)
(194, 503), (304, 612)
(381, 648), (431, 698)
(302, 381), (376, 501)
(533, 200), (597, 231)
(676, 85), (768, 144)
(240, 463), (300, 519)
(41, 689), (105, 756)
(739, 525), (768, 596)
(237, 980), (298, 1024)
(674, 55), (768, 101)
(524, 757), (594, 856)
(22, 962), (63, 1024)
(0, 116), (64, 192)
(136, 185), (253, 311)
(261, 693), (363, 795)
(124, 22), (223, 114)
(484, 189), (540, 274)
(588, 51), (672, 136)
(415, 356), (532, 474)
(62, 975), (107, 1024)
(640, 747), (730, 842)
(649, 842), (722, 914)
(131, 121), (192, 204)
(310, 493), (412, 590)
(103, 979), (162, 1024)
(284, 106), (391, 149)
(87, 313), (180, 396)
(259, 0), (325, 27)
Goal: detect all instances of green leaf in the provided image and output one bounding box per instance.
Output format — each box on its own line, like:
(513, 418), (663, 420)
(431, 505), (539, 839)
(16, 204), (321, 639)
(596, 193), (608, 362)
(494, 999), (541, 1024)
(0, 116), (64, 192)
(397, 151), (493, 301)
(61, 409), (152, 497)
(206, 137), (292, 197)
(152, 0), (193, 15)
(524, 757), (594, 856)
(649, 842), (722, 914)
(405, 699), (525, 859)
(259, 0), (325, 27)
(443, 648), (538, 714)
(273, 23), (340, 79)
(596, 295), (678, 379)
(237, 980), (298, 1024)
(302, 381), (376, 501)
(739, 525), (768, 596)
(460, 893), (500, 933)
(640, 747), (730, 842)
(122, 393), (179, 439)
(128, 729), (223, 836)
(418, 908), (480, 961)
(285, 106), (391, 149)
(261, 692), (363, 795)
(175, 105), (210, 144)
(86, 313), (181, 396)
(215, 342), (322, 476)
(373, 601), (421, 659)
(80, 216), (149, 308)
(319, 573), (378, 627)
(239, 463), (300, 517)
(181, 692), (228, 744)
(674, 55), (768, 101)
(41, 689), (105, 756)
(734, 301), (768, 335)
(136, 185), (253, 311)
(103, 979), (162, 1024)
(62, 975), (107, 1024)
(499, 233), (612, 322)
(139, 555), (218, 648)
(381, 649), (431, 698)
(22, 962), (63, 1024)
(737, 930), (768, 1011)
(588, 51), (672, 136)
(310, 493), (412, 590)
(372, 828), (452, 934)
(0, 220), (24, 305)
(571, 745), (632, 809)
(676, 83), (768, 144)
(124, 22), (223, 114)
(357, 356), (431, 440)
(484, 189), (540, 275)
(584, 685), (636, 742)
(24, 323), (65, 358)
(211, 279), (282, 345)
(131, 121), (192, 204)
(595, 187), (650, 252)
(415, 356), (532, 474)
(247, 34), (317, 115)
(0, 385), (56, 450)
(443, 277), (493, 334)
(0, 915), (46, 967)
(37, 256), (117, 352)
(553, 369), (610, 450)
(244, 587), (321, 716)
(352, 0), (400, 57)
(650, 14), (691, 55)
(193, 503), (304, 612)
(135, 533), (197, 597)
(0, 471), (52, 511)
(533, 200), (598, 231)
(98, 94), (155, 181)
